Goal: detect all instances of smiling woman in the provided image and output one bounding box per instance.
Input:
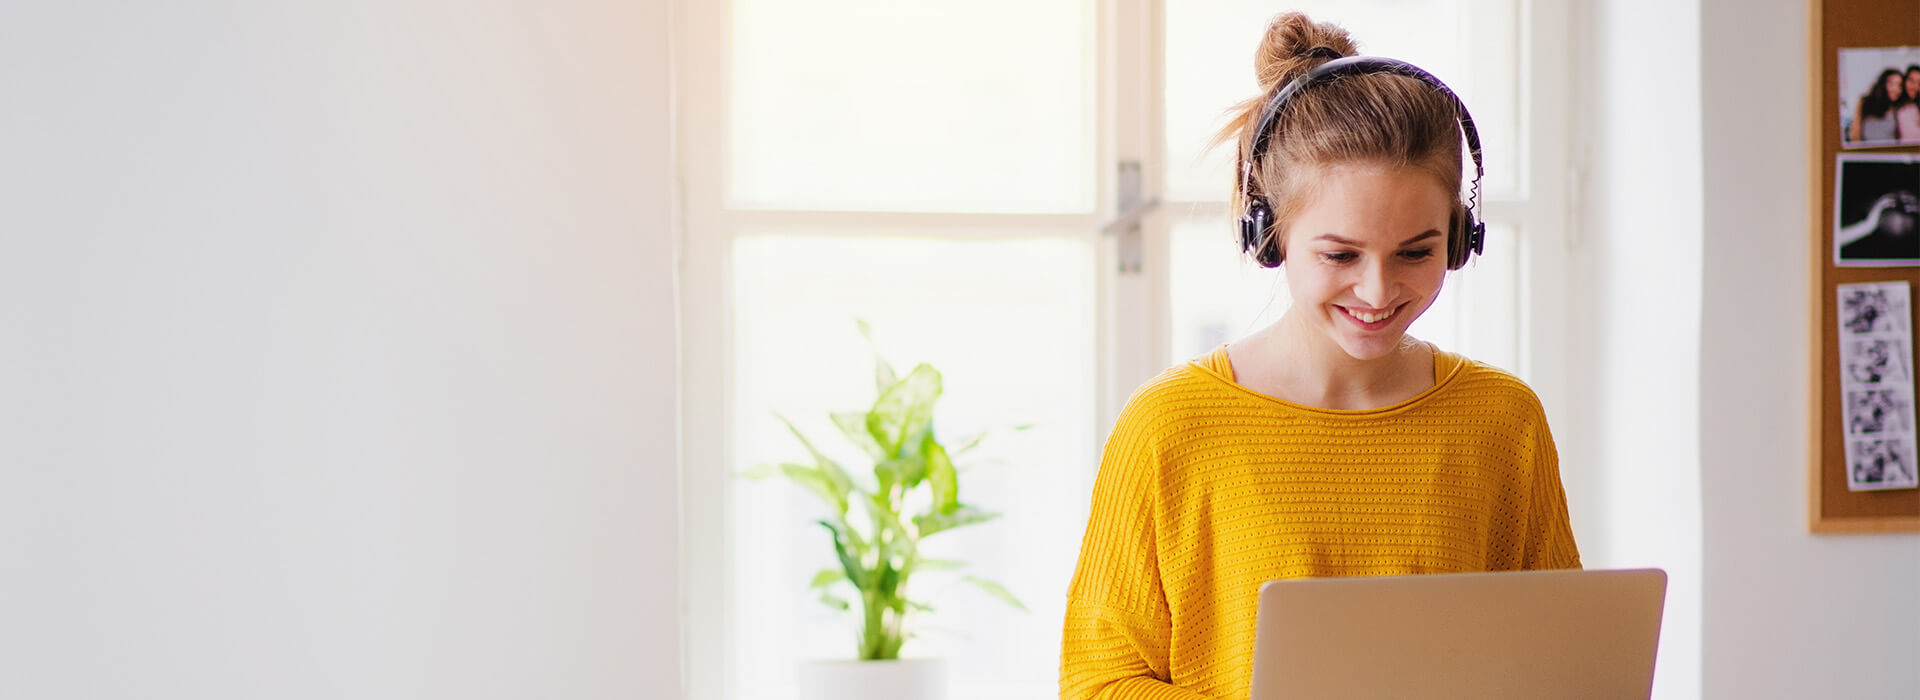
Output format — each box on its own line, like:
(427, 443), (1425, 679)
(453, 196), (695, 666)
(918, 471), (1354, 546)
(1060, 13), (1579, 699)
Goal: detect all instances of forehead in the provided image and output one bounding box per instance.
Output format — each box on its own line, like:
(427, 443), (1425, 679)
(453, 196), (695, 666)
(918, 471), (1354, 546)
(1289, 163), (1453, 226)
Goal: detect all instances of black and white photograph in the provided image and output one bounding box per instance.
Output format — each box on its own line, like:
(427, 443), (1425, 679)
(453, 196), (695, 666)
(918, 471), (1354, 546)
(1836, 282), (1919, 491)
(1842, 337), (1911, 386)
(1837, 281), (1912, 335)
(1833, 155), (1920, 266)
(1846, 437), (1920, 491)
(1845, 389), (1914, 435)
(1839, 46), (1920, 149)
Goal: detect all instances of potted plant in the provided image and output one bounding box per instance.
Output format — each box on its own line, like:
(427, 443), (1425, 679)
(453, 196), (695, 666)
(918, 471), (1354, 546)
(745, 323), (1026, 700)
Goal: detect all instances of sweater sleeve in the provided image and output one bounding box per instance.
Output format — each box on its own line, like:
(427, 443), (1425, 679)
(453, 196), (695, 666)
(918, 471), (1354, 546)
(1523, 419), (1582, 570)
(1060, 396), (1215, 700)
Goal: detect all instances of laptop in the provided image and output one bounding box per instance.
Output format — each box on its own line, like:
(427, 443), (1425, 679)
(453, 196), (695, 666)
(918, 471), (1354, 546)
(1249, 568), (1667, 700)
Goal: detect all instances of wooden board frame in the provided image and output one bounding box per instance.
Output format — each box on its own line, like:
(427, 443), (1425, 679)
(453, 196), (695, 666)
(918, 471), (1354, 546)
(1807, 0), (1920, 533)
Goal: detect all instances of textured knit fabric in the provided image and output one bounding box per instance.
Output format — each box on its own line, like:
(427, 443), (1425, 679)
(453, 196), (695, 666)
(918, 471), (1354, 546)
(1060, 346), (1580, 700)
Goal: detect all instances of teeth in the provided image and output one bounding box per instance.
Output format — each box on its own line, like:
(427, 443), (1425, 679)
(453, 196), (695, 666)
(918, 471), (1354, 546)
(1347, 307), (1394, 324)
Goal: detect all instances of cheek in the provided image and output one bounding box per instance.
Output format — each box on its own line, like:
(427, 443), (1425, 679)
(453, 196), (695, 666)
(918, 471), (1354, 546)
(1410, 267), (1447, 306)
(1280, 260), (1347, 305)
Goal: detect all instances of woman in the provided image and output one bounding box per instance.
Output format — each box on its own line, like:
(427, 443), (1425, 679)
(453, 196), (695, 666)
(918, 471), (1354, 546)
(1060, 13), (1578, 699)
(1849, 68), (1905, 144)
(1897, 65), (1920, 144)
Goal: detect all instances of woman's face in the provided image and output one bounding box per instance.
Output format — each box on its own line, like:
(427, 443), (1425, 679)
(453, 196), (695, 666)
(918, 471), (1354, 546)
(1281, 163), (1451, 362)
(1886, 73), (1905, 102)
(1906, 70), (1920, 100)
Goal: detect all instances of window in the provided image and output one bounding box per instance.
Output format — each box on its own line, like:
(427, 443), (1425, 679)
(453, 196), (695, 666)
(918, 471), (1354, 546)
(679, 2), (1568, 698)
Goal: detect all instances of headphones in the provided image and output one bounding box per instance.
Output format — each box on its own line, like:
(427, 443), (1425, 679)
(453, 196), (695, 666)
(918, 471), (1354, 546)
(1239, 55), (1486, 270)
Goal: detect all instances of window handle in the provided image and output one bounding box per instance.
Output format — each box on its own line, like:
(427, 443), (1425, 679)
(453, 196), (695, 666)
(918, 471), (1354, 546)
(1102, 160), (1159, 275)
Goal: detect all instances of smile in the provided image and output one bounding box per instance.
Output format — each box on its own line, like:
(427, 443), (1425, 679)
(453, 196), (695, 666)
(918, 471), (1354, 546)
(1339, 305), (1399, 325)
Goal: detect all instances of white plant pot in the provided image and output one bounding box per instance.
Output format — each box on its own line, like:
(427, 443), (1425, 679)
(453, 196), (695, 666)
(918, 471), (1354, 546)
(796, 658), (946, 700)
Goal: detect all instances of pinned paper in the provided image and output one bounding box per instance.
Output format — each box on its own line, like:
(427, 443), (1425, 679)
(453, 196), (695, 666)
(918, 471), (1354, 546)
(1837, 281), (1920, 490)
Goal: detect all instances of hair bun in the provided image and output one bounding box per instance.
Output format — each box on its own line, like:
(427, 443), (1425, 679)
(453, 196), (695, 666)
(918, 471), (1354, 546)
(1255, 12), (1358, 91)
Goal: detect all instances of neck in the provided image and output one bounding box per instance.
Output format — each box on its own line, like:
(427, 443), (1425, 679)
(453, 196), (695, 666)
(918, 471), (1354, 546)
(1259, 308), (1431, 409)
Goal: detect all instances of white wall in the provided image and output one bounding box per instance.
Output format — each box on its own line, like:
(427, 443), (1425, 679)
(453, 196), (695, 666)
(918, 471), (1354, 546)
(1698, 0), (1920, 698)
(0, 2), (682, 698)
(1565, 0), (1706, 697)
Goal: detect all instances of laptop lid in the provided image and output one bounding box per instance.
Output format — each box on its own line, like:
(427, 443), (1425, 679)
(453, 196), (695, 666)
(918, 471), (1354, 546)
(1249, 568), (1667, 700)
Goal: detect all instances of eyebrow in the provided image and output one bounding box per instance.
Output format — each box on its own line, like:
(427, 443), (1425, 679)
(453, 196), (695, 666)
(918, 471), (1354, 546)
(1311, 230), (1444, 247)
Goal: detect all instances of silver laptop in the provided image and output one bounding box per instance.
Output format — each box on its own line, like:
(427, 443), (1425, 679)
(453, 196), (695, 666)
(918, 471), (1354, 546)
(1249, 568), (1667, 700)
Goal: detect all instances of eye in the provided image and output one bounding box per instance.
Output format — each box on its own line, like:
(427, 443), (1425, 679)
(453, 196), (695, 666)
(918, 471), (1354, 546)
(1398, 247), (1438, 262)
(1319, 251), (1358, 264)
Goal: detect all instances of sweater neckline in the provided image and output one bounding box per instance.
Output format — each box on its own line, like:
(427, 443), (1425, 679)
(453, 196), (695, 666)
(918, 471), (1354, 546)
(1186, 344), (1468, 417)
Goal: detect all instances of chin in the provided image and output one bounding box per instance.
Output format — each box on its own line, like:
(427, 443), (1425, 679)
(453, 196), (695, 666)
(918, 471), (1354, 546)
(1333, 333), (1410, 361)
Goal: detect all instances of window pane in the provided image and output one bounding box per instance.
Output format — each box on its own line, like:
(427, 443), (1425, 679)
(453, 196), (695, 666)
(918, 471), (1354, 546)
(1163, 0), (1520, 203)
(730, 0), (1093, 213)
(730, 235), (1093, 700)
(1169, 218), (1289, 363)
(1169, 218), (1519, 373)
(1424, 223), (1520, 373)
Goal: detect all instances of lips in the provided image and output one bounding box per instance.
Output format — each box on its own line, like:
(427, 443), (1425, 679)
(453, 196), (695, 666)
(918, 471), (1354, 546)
(1338, 304), (1401, 327)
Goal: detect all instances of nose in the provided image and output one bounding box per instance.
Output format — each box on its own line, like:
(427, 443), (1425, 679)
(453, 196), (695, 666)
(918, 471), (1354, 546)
(1352, 259), (1395, 308)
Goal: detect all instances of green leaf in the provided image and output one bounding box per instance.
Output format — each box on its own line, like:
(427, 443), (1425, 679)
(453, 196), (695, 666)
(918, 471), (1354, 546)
(914, 558), (966, 572)
(870, 364), (941, 457)
(894, 430), (933, 489)
(820, 520), (868, 589)
(913, 505), (999, 538)
(832, 411), (886, 461)
(819, 591), (851, 611)
(779, 463), (846, 514)
(872, 458), (901, 496)
(877, 560), (901, 597)
(875, 359), (899, 397)
(776, 414), (856, 513)
(808, 568), (846, 589)
(906, 599), (935, 613)
(962, 576), (1028, 613)
(861, 495), (913, 547)
(926, 440), (957, 514)
(879, 454), (921, 489)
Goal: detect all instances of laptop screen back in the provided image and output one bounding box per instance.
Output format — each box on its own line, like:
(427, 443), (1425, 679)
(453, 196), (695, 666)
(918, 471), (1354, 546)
(1249, 568), (1667, 700)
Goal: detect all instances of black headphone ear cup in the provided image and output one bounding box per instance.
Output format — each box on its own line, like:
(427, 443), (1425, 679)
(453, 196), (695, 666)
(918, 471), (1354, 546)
(1242, 201), (1280, 268)
(1447, 209), (1483, 270)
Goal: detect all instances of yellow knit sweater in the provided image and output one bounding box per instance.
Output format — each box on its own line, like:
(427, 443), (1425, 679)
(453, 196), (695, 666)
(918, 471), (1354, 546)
(1060, 347), (1580, 700)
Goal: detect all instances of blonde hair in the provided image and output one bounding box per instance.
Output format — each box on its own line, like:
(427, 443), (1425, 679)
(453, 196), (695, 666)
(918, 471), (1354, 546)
(1217, 12), (1470, 268)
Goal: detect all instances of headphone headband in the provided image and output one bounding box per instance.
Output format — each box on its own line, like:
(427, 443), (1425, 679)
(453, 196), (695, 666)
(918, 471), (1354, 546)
(1239, 55), (1487, 268)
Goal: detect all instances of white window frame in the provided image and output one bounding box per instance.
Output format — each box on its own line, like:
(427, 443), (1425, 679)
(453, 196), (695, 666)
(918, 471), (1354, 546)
(675, 2), (1572, 698)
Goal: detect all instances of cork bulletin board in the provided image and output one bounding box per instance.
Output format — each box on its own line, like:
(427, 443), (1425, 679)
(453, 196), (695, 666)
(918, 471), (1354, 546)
(1809, 0), (1920, 532)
